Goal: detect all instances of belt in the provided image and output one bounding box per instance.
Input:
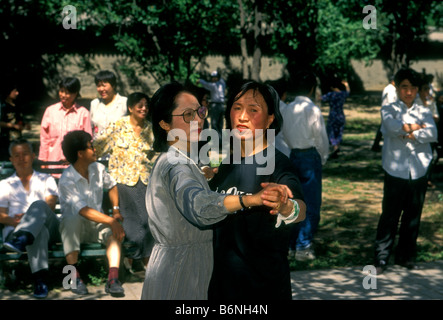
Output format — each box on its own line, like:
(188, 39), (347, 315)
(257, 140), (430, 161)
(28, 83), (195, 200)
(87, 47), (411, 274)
(291, 147), (316, 153)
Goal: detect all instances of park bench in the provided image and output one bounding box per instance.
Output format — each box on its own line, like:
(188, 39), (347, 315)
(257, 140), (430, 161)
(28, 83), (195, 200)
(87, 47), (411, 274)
(0, 159), (130, 284)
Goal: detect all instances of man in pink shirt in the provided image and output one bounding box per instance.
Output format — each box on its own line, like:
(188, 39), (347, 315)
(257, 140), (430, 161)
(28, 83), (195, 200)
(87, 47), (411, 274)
(39, 77), (92, 170)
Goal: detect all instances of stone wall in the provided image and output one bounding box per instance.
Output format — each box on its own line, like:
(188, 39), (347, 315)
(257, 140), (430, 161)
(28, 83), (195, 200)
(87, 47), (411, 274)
(47, 53), (443, 102)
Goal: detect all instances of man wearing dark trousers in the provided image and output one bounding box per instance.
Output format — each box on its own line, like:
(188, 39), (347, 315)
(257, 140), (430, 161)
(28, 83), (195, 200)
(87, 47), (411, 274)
(374, 68), (437, 274)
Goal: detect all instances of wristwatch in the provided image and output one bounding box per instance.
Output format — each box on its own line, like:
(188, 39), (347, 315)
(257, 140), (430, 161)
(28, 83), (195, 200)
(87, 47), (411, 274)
(113, 206), (120, 210)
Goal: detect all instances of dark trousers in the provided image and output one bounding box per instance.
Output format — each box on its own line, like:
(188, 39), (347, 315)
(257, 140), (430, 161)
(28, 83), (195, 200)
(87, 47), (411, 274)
(374, 172), (428, 264)
(209, 102), (225, 137)
(288, 147), (322, 250)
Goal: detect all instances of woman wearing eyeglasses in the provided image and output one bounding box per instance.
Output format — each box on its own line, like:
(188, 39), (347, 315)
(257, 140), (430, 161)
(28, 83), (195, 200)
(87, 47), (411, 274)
(141, 82), (291, 300)
(94, 92), (156, 272)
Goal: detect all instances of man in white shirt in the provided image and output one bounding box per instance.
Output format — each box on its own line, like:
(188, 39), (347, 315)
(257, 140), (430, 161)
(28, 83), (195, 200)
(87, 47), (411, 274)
(372, 77), (397, 151)
(374, 68), (437, 274)
(0, 139), (59, 298)
(280, 72), (329, 261)
(59, 130), (125, 297)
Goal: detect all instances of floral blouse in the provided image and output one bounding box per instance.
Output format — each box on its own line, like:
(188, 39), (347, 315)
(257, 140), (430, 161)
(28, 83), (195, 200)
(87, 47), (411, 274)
(94, 116), (157, 186)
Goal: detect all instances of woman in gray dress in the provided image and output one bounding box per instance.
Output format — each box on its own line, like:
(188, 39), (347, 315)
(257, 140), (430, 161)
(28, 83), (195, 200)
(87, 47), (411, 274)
(141, 82), (290, 300)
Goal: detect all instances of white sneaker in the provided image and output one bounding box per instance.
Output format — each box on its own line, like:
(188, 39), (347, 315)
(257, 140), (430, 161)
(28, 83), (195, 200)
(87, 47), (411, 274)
(295, 248), (316, 261)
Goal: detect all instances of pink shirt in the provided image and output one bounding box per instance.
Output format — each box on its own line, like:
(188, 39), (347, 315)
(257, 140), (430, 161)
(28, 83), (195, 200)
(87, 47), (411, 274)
(39, 102), (92, 161)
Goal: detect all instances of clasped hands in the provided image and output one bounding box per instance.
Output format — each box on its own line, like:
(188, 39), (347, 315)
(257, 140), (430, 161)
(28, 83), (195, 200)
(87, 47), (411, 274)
(251, 182), (294, 216)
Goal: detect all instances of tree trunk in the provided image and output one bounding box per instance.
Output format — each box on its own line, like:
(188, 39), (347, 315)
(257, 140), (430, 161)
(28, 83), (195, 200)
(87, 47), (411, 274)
(251, 3), (262, 82)
(237, 0), (249, 79)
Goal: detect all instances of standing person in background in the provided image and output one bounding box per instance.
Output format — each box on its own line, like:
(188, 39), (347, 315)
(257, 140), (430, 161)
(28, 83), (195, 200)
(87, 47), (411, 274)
(269, 78), (291, 158)
(374, 68), (437, 274)
(39, 77), (92, 175)
(417, 74), (439, 124)
(321, 78), (350, 159)
(372, 77), (397, 152)
(94, 92), (156, 272)
(417, 73), (440, 187)
(0, 83), (29, 161)
(281, 71), (329, 261)
(197, 70), (226, 142)
(90, 70), (127, 141)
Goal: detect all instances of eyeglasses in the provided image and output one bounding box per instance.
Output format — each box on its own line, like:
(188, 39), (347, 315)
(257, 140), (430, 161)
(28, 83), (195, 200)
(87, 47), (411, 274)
(85, 142), (95, 150)
(171, 106), (208, 123)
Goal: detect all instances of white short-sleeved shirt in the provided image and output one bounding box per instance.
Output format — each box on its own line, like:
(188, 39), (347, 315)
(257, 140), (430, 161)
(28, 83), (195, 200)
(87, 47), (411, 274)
(90, 93), (127, 138)
(0, 171), (58, 238)
(58, 162), (116, 219)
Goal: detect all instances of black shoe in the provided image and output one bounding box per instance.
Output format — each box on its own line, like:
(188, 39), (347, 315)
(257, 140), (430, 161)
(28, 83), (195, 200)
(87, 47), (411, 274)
(33, 280), (48, 299)
(71, 278), (89, 295)
(105, 278), (125, 297)
(3, 232), (32, 254)
(375, 260), (387, 275)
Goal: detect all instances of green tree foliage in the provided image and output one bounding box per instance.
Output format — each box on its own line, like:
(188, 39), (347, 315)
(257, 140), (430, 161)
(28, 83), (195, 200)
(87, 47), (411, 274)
(0, 0), (441, 98)
(60, 0), (238, 84)
(374, 0), (443, 77)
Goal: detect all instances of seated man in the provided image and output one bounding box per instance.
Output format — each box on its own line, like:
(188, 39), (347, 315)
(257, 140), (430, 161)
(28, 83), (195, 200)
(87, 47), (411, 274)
(0, 138), (60, 298)
(59, 130), (125, 297)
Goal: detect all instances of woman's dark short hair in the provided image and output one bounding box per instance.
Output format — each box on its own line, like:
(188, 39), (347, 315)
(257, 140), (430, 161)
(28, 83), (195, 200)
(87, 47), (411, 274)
(150, 82), (194, 152)
(225, 81), (282, 136)
(127, 92), (151, 118)
(94, 70), (117, 88)
(394, 68), (420, 87)
(62, 130), (92, 164)
(59, 77), (81, 96)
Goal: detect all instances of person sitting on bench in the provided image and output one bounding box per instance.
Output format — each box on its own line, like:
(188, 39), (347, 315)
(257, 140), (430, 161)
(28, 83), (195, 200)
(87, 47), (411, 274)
(0, 138), (60, 299)
(58, 130), (125, 297)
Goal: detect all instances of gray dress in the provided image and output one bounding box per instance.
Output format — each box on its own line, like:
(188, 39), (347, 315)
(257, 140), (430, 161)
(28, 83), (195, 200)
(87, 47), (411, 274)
(141, 147), (230, 300)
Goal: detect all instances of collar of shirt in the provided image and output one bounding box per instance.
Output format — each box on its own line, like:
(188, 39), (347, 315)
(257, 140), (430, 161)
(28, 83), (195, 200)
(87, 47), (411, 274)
(57, 102), (79, 114)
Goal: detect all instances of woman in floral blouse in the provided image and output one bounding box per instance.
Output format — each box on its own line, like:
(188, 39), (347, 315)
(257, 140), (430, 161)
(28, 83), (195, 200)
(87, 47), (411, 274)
(94, 92), (156, 271)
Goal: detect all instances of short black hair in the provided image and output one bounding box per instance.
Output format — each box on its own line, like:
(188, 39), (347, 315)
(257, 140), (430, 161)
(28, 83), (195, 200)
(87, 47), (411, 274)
(292, 71), (317, 96)
(94, 70), (117, 88)
(394, 68), (420, 87)
(150, 82), (194, 152)
(127, 92), (150, 117)
(0, 82), (18, 101)
(225, 81), (283, 136)
(62, 130), (92, 164)
(59, 77), (81, 96)
(266, 78), (288, 99)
